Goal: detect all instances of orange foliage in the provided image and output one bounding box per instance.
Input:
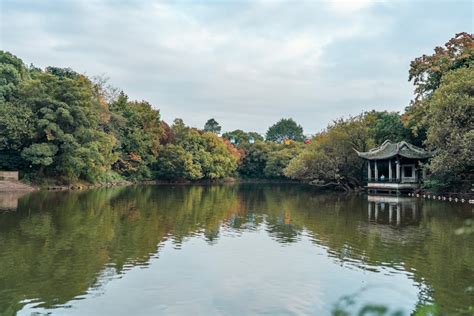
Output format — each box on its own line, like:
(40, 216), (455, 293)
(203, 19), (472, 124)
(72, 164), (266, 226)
(223, 139), (244, 164)
(160, 121), (175, 145)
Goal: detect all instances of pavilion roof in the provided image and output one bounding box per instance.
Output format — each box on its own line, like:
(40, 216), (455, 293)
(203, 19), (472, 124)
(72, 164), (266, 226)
(355, 140), (433, 160)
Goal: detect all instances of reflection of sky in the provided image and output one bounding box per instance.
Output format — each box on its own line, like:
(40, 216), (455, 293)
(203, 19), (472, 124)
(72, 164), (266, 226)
(20, 224), (420, 315)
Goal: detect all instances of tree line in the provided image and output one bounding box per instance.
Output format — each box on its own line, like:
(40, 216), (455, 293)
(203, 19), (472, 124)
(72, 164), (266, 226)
(285, 32), (472, 193)
(0, 54), (304, 184)
(0, 32), (472, 192)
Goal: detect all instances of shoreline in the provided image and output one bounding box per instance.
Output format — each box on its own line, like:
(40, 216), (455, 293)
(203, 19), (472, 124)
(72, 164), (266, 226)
(0, 180), (37, 192)
(1, 179), (471, 202)
(0, 177), (303, 192)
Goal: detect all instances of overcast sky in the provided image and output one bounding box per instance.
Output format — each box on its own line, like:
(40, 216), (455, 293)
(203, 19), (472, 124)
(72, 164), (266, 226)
(1, 0), (472, 135)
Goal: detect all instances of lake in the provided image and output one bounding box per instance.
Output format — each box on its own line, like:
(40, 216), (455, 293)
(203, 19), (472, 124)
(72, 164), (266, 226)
(0, 184), (472, 315)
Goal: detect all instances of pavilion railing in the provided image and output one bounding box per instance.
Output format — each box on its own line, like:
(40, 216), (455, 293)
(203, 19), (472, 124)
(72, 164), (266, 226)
(367, 178), (422, 184)
(367, 178), (402, 183)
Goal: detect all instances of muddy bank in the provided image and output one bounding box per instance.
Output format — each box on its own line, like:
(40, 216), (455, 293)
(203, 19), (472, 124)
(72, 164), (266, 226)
(0, 180), (36, 192)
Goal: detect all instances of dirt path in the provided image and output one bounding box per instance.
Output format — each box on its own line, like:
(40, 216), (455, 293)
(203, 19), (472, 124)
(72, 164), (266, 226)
(0, 180), (36, 191)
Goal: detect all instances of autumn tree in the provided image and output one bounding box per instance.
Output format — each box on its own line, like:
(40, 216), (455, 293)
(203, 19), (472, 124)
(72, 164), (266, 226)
(404, 32), (474, 139)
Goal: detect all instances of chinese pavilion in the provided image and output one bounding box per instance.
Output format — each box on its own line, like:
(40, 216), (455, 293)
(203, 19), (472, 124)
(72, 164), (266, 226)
(356, 140), (433, 194)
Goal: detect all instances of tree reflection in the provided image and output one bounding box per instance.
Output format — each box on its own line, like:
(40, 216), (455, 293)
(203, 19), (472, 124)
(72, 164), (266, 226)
(0, 184), (472, 314)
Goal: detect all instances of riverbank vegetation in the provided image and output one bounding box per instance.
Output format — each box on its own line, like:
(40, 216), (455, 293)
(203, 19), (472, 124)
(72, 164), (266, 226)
(286, 32), (473, 193)
(0, 33), (472, 192)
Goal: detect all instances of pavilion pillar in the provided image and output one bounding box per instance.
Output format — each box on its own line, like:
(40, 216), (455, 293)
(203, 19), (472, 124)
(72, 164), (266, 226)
(388, 159), (392, 181)
(368, 202), (372, 220)
(367, 161), (371, 181)
(396, 206), (401, 225)
(422, 167), (427, 181)
(374, 161), (378, 180)
(415, 161), (419, 182)
(389, 204), (394, 223)
(396, 158), (400, 181)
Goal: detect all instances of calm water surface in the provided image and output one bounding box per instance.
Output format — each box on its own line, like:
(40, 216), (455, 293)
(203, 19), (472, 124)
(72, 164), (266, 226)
(0, 184), (472, 315)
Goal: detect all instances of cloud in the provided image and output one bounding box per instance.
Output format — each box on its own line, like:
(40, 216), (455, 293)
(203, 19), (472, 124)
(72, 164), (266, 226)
(1, 0), (472, 134)
(328, 0), (377, 14)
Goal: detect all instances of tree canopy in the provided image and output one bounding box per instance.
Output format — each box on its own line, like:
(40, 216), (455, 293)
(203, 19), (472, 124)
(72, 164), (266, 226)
(404, 32), (473, 138)
(222, 130), (263, 147)
(403, 33), (474, 192)
(203, 118), (221, 134)
(365, 111), (412, 146)
(423, 66), (473, 192)
(109, 92), (163, 180)
(266, 118), (304, 143)
(0, 64), (118, 182)
(285, 115), (370, 190)
(153, 120), (238, 180)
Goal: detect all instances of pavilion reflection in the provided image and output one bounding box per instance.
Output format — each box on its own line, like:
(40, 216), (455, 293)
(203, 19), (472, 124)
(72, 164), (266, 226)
(367, 195), (420, 226)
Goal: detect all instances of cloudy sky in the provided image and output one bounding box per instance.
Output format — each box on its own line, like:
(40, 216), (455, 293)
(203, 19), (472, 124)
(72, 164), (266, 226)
(1, 0), (472, 135)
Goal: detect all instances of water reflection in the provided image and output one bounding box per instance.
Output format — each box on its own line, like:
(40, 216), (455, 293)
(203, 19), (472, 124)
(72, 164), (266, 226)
(0, 191), (30, 212)
(0, 184), (472, 315)
(367, 195), (420, 225)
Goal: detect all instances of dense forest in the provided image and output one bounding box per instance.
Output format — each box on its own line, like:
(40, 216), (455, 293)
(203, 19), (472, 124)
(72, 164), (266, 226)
(0, 33), (472, 192)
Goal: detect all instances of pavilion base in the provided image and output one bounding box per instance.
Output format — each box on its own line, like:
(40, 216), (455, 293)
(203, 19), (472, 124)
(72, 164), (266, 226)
(367, 182), (419, 195)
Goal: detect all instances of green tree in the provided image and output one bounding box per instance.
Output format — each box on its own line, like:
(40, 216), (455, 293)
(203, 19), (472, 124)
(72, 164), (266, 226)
(0, 51), (30, 101)
(365, 111), (411, 145)
(61, 130), (117, 183)
(0, 52), (35, 171)
(203, 118), (222, 134)
(109, 92), (163, 180)
(264, 145), (302, 178)
(154, 144), (202, 179)
(266, 118), (304, 143)
(285, 115), (370, 190)
(238, 141), (272, 178)
(0, 102), (35, 152)
(11, 65), (117, 182)
(171, 118), (189, 143)
(21, 143), (58, 172)
(179, 130), (238, 179)
(424, 66), (474, 192)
